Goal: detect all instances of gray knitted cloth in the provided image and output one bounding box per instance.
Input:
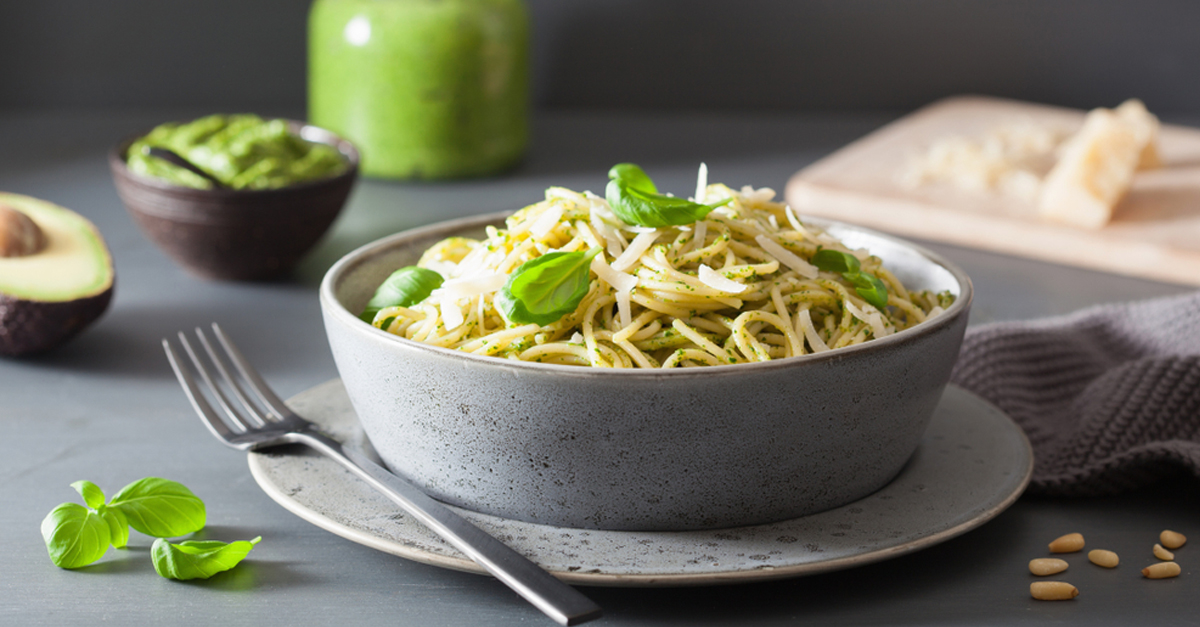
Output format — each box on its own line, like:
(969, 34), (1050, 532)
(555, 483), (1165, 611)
(949, 292), (1200, 496)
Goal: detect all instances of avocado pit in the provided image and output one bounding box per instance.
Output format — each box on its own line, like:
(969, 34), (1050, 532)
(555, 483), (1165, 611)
(0, 194), (114, 357)
(0, 203), (47, 258)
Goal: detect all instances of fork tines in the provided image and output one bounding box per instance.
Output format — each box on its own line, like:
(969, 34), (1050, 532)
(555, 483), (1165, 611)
(164, 323), (286, 445)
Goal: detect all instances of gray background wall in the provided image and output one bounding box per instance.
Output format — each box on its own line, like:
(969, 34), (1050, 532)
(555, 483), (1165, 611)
(1, 0), (1197, 113)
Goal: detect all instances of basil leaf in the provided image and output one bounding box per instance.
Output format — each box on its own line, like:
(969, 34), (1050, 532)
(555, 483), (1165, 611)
(811, 250), (888, 310)
(360, 266), (444, 323)
(608, 163), (658, 194)
(70, 480), (106, 510)
(101, 506), (130, 549)
(846, 272), (890, 310)
(41, 503), (111, 569)
(810, 249), (861, 274)
(605, 165), (730, 227)
(151, 536), (261, 581)
(606, 180), (728, 228)
(496, 248), (601, 325)
(109, 477), (206, 538)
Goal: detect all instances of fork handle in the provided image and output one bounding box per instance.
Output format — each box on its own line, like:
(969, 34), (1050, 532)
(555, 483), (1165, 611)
(293, 430), (602, 626)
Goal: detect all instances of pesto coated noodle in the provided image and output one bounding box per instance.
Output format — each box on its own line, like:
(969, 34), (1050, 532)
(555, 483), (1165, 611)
(370, 165), (954, 368)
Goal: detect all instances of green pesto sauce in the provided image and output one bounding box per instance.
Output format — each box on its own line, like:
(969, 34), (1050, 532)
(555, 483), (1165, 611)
(126, 114), (348, 190)
(307, 0), (529, 179)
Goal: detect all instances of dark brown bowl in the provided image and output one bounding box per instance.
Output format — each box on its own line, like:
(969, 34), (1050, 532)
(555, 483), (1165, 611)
(109, 121), (359, 281)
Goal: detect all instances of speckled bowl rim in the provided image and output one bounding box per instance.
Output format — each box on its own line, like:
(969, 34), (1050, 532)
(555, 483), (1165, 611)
(320, 211), (973, 378)
(107, 119), (360, 200)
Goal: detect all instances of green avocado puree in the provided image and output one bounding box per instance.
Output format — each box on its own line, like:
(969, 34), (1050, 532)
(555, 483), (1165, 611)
(126, 114), (348, 190)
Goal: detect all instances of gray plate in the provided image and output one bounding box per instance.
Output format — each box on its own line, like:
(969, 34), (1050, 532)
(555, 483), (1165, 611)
(247, 380), (1032, 587)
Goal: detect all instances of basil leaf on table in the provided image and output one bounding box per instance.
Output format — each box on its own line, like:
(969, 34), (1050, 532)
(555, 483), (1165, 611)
(70, 480), (106, 510)
(151, 536), (261, 581)
(496, 248), (602, 326)
(101, 507), (130, 549)
(360, 266), (444, 323)
(109, 477), (206, 538)
(605, 163), (730, 227)
(41, 503), (111, 569)
(811, 249), (889, 310)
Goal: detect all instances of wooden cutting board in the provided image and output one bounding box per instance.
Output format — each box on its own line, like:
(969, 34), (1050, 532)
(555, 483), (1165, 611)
(785, 95), (1200, 286)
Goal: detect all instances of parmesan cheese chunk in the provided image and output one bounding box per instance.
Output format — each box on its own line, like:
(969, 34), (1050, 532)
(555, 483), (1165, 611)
(1038, 99), (1160, 229)
(1116, 99), (1162, 170)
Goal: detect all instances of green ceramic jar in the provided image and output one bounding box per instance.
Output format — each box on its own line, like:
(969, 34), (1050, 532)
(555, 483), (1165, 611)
(308, 0), (529, 179)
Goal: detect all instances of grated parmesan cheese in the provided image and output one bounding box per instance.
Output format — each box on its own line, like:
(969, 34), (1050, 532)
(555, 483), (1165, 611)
(440, 298), (465, 331)
(754, 234), (818, 279)
(529, 203), (564, 240)
(843, 299), (892, 339)
(795, 309), (829, 353)
(590, 255), (638, 293)
(592, 254), (638, 327)
(699, 264), (748, 294)
(691, 220), (707, 254)
(612, 230), (660, 272)
(442, 273), (508, 298)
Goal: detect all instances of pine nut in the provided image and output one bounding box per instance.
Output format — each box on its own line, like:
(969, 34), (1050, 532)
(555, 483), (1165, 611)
(1029, 558), (1069, 576)
(1142, 562), (1181, 579)
(1153, 544), (1174, 561)
(1030, 581), (1079, 600)
(1048, 533), (1085, 553)
(1088, 549), (1119, 568)
(1160, 530), (1187, 550)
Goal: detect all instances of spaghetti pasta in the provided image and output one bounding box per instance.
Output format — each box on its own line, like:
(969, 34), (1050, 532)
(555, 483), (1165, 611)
(370, 167), (953, 368)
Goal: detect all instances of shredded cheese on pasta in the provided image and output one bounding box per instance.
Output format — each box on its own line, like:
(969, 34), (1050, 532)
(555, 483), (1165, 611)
(372, 168), (953, 368)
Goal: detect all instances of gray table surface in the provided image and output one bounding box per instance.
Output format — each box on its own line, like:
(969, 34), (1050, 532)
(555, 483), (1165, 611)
(2, 110), (1197, 626)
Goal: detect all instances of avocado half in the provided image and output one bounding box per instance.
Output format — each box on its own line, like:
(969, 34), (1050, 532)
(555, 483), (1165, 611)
(0, 193), (114, 357)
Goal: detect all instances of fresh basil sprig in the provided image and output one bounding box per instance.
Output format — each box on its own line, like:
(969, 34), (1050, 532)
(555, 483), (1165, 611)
(810, 249), (890, 310)
(104, 506), (130, 549)
(41, 477), (207, 569)
(41, 502), (112, 569)
(109, 477), (206, 538)
(74, 479), (106, 509)
(605, 163), (730, 227)
(151, 536), (261, 581)
(360, 266), (444, 323)
(496, 248), (602, 325)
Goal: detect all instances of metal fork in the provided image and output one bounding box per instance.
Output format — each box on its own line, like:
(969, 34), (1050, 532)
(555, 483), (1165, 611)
(163, 323), (602, 626)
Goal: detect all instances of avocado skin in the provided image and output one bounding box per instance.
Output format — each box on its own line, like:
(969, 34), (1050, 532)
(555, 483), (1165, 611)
(0, 284), (113, 357)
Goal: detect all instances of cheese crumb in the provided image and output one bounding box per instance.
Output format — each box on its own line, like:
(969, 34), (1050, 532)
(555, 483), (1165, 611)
(900, 119), (1067, 201)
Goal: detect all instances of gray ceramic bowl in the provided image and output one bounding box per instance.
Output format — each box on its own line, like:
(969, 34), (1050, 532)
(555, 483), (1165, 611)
(320, 212), (972, 531)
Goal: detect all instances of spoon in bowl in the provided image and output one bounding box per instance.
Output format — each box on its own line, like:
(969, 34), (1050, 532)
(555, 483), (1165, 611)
(143, 146), (227, 189)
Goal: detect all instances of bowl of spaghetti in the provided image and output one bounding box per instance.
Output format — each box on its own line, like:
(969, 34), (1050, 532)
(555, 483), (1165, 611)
(320, 165), (972, 531)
